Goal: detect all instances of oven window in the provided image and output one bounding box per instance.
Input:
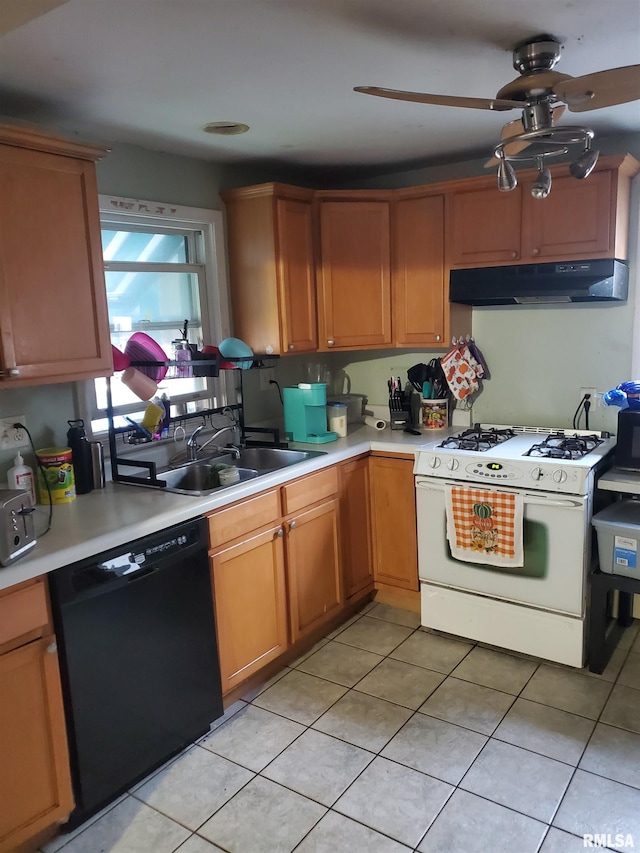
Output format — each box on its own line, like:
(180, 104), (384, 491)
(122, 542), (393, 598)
(446, 516), (549, 578)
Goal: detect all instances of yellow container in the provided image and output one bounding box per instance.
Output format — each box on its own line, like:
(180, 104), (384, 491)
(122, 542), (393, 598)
(36, 447), (76, 504)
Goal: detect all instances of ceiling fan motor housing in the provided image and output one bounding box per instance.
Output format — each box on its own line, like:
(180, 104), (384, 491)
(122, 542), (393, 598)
(512, 38), (562, 74)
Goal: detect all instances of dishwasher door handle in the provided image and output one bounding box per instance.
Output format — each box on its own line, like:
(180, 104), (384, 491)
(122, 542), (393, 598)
(126, 565), (159, 583)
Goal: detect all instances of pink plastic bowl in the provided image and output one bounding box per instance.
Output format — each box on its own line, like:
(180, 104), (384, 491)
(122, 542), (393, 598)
(124, 333), (168, 381)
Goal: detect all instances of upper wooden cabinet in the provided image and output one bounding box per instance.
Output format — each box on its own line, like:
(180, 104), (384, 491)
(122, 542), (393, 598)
(0, 124), (112, 386)
(447, 154), (639, 269)
(393, 191), (449, 347)
(316, 193), (392, 351)
(221, 183), (317, 355)
(448, 183), (523, 266)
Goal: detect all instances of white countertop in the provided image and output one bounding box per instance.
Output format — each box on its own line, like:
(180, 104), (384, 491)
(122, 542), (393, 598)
(0, 424), (437, 592)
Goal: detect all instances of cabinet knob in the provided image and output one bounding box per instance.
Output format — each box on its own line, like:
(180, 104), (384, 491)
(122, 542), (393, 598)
(532, 248), (540, 256)
(289, 519), (297, 530)
(288, 344), (295, 351)
(8, 368), (19, 377)
(327, 340), (335, 347)
(277, 528), (284, 538)
(46, 641), (58, 655)
(435, 335), (441, 342)
(510, 251), (517, 259)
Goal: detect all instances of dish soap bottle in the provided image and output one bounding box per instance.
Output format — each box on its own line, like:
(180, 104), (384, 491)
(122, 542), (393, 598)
(8, 452), (36, 504)
(66, 419), (93, 494)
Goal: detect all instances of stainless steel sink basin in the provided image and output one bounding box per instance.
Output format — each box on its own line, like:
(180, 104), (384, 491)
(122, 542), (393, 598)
(158, 463), (260, 496)
(215, 447), (326, 472)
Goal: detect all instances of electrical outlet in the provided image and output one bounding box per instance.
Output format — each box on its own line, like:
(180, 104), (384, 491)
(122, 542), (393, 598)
(0, 415), (28, 451)
(580, 386), (597, 402)
(260, 368), (275, 391)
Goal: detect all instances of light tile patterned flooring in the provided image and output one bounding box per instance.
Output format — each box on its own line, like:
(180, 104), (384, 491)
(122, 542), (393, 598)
(42, 601), (640, 853)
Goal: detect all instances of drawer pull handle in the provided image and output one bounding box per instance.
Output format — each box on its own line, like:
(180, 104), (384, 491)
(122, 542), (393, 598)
(277, 528), (284, 538)
(289, 520), (297, 530)
(327, 340), (335, 347)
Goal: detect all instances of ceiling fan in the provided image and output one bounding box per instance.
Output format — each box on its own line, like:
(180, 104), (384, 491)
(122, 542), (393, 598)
(354, 35), (640, 198)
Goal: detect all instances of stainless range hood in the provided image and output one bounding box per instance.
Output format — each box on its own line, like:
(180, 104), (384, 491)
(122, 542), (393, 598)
(449, 259), (629, 306)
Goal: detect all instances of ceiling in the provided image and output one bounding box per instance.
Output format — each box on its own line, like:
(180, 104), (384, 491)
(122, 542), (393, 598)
(1, 0), (639, 175)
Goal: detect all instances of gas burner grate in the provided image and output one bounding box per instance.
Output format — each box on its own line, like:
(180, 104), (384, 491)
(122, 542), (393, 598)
(524, 432), (604, 460)
(439, 427), (516, 453)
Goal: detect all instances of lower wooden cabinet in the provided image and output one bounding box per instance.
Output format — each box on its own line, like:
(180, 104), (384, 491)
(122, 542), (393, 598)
(286, 497), (342, 642)
(0, 580), (73, 853)
(209, 467), (342, 693)
(211, 523), (288, 694)
(339, 456), (374, 601)
(369, 454), (419, 591)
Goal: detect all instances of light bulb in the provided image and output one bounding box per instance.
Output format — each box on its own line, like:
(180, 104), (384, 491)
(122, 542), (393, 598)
(497, 158), (518, 192)
(570, 148), (600, 179)
(531, 166), (552, 199)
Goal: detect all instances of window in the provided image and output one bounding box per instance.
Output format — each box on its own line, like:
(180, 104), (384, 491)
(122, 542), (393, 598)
(81, 196), (231, 435)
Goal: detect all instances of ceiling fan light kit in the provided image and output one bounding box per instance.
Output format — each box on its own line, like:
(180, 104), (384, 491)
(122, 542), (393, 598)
(354, 34), (639, 198)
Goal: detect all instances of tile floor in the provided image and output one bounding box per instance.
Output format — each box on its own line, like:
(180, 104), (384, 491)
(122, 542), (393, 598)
(42, 601), (640, 853)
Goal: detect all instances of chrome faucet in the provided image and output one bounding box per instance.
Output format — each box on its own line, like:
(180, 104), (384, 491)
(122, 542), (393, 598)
(186, 425), (240, 462)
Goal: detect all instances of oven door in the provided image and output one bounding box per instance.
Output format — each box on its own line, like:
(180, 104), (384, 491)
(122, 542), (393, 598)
(416, 476), (591, 616)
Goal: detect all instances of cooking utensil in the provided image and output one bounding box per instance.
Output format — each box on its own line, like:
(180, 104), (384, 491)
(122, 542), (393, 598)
(407, 363), (429, 393)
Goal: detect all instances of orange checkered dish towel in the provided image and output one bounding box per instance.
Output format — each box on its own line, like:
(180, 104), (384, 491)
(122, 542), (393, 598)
(445, 485), (524, 568)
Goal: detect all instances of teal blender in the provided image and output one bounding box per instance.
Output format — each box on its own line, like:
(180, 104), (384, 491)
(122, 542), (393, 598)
(282, 383), (337, 443)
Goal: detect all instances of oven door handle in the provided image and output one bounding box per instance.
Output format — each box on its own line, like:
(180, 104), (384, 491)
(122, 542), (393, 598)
(415, 478), (586, 509)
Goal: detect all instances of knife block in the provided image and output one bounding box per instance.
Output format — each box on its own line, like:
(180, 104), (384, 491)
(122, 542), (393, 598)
(389, 394), (413, 430)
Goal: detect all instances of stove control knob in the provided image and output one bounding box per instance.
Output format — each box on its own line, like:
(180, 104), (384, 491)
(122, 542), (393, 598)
(531, 466), (543, 481)
(447, 459), (459, 471)
(428, 456), (441, 469)
(553, 469), (567, 484)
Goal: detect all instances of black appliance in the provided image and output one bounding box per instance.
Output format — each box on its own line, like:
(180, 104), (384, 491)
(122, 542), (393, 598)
(449, 258), (629, 306)
(615, 409), (640, 473)
(49, 517), (223, 829)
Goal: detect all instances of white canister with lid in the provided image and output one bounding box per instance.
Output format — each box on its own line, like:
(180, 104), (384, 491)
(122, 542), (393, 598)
(327, 402), (348, 438)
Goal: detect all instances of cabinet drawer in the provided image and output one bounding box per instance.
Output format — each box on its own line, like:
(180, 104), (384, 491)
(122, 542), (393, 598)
(0, 578), (49, 646)
(208, 489), (281, 549)
(282, 467), (338, 516)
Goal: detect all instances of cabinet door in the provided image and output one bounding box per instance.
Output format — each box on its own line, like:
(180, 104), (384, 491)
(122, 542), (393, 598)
(318, 201), (392, 349)
(286, 498), (343, 642)
(394, 194), (445, 347)
(276, 197), (317, 353)
(339, 457), (373, 601)
(0, 144), (112, 385)
(0, 637), (73, 852)
(211, 525), (288, 694)
(448, 184), (522, 266)
(369, 456), (418, 591)
(521, 170), (614, 260)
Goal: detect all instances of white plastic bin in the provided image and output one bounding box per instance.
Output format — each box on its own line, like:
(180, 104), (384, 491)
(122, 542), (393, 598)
(592, 500), (640, 578)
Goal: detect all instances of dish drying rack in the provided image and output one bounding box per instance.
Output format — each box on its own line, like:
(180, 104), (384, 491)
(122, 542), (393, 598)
(106, 352), (280, 489)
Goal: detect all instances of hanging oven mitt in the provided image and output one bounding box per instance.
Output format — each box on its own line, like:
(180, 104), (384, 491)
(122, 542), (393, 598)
(441, 344), (479, 400)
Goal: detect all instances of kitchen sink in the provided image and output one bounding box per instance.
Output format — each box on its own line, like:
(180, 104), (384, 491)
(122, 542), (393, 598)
(214, 447), (326, 471)
(158, 463), (260, 496)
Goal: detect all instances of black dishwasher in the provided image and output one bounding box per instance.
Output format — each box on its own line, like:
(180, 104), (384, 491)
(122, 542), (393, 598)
(49, 517), (223, 829)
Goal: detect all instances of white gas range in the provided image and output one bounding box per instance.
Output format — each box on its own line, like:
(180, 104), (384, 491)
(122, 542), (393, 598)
(414, 424), (616, 667)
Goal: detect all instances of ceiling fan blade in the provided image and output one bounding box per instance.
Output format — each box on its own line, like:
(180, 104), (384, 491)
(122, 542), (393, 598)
(554, 65), (640, 112)
(353, 86), (521, 111)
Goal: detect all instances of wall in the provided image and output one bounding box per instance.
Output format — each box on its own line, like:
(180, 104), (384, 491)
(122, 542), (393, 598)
(0, 139), (281, 482)
(2, 132), (638, 485)
(323, 135), (640, 433)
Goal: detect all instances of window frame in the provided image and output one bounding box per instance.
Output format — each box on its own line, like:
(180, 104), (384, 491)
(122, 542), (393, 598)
(78, 194), (232, 437)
